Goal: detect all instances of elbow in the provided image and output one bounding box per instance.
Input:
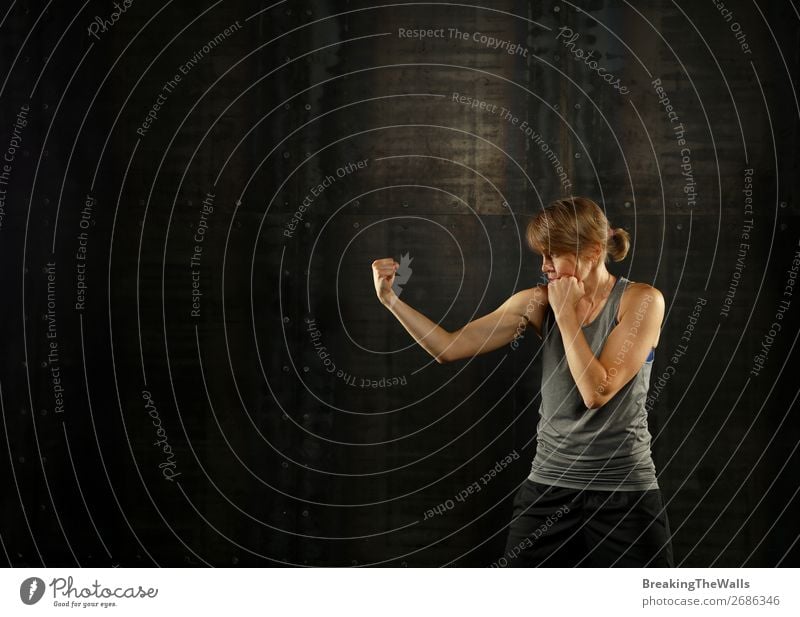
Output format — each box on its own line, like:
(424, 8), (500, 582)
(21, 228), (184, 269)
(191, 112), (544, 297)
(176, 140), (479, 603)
(435, 347), (454, 364)
(582, 396), (600, 410)
(583, 397), (605, 410)
(584, 372), (615, 409)
(583, 386), (610, 410)
(435, 332), (456, 364)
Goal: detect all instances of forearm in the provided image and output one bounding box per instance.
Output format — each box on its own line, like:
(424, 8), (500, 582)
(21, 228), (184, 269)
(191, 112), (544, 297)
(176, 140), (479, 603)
(555, 309), (608, 407)
(383, 293), (452, 362)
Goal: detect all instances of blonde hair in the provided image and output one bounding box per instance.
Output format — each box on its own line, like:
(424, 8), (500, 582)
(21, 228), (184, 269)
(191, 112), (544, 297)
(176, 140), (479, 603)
(525, 196), (630, 263)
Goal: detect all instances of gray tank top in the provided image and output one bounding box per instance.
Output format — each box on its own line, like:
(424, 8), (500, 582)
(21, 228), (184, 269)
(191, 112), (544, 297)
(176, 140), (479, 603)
(527, 275), (659, 491)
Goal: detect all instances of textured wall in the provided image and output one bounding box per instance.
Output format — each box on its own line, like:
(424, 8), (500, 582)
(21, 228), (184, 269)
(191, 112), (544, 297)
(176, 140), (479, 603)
(0, 0), (798, 567)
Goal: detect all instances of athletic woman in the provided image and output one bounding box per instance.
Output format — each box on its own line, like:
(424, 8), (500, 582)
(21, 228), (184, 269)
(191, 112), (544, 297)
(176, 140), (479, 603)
(371, 196), (673, 567)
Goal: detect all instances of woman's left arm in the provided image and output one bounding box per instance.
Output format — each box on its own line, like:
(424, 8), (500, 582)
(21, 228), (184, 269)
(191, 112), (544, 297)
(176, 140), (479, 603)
(549, 277), (665, 410)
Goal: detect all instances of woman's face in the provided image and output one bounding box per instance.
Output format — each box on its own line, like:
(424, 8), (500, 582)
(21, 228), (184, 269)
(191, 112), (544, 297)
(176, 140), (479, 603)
(540, 249), (593, 282)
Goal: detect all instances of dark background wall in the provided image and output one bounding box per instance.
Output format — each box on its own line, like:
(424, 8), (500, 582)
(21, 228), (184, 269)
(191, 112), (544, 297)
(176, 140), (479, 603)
(0, 0), (798, 567)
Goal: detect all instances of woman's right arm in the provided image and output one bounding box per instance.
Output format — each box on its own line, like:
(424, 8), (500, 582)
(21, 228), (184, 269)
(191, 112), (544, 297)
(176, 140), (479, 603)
(372, 258), (548, 363)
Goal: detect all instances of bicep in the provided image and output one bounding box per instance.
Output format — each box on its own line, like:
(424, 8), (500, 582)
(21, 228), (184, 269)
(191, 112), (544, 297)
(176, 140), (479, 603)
(445, 288), (544, 361)
(595, 289), (664, 401)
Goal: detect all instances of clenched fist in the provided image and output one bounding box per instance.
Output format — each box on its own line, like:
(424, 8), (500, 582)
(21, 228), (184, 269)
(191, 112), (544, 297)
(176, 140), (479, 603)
(547, 275), (584, 319)
(372, 258), (399, 306)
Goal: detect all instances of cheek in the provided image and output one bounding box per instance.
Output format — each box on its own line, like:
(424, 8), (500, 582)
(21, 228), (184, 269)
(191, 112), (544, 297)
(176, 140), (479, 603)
(572, 261), (588, 278)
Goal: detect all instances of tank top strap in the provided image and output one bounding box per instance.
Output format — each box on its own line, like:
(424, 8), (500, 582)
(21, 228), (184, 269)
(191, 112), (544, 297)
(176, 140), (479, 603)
(584, 274), (629, 336)
(608, 275), (630, 327)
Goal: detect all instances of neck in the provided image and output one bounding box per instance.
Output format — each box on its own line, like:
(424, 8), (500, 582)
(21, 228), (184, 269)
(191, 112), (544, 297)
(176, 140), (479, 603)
(581, 265), (613, 301)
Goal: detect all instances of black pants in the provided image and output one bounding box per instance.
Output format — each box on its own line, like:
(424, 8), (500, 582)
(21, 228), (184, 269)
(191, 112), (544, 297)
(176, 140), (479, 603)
(500, 479), (674, 567)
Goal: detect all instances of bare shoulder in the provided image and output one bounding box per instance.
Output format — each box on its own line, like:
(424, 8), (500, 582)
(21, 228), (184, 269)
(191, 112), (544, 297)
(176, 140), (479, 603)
(619, 282), (665, 344)
(505, 284), (549, 339)
(620, 282), (664, 315)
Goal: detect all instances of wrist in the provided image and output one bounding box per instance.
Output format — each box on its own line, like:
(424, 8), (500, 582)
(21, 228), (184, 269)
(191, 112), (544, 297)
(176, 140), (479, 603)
(381, 292), (399, 309)
(554, 305), (578, 327)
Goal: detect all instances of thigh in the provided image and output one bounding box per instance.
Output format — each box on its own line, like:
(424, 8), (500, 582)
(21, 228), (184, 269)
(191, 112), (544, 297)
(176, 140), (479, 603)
(501, 480), (585, 567)
(581, 489), (674, 567)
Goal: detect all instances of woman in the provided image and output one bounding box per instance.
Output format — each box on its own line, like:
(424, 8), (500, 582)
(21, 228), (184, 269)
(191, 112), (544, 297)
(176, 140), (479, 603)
(371, 196), (673, 567)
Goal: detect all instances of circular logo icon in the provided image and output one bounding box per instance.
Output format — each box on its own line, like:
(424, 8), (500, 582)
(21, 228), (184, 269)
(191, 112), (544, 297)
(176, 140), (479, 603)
(20, 577), (45, 605)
